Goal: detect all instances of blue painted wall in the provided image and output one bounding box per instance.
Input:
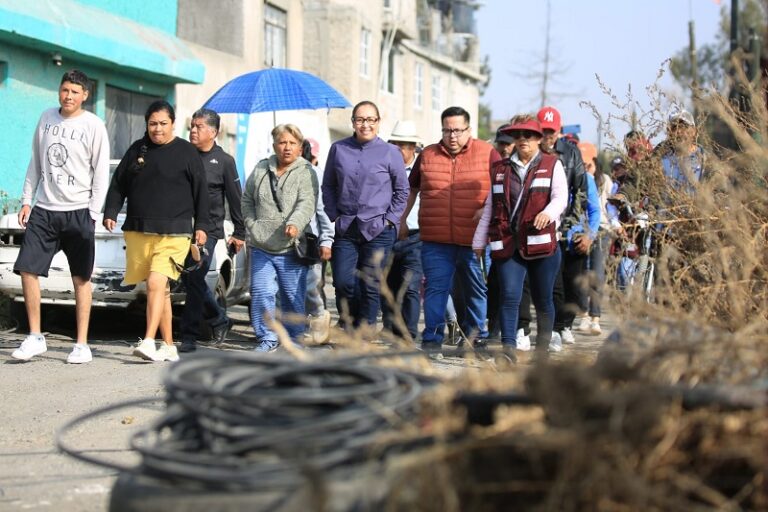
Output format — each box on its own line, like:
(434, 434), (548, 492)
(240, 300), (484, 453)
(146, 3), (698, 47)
(76, 0), (178, 35)
(0, 0), (198, 213)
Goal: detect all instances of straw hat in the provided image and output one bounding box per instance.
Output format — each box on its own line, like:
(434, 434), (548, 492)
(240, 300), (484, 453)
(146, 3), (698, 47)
(388, 120), (422, 145)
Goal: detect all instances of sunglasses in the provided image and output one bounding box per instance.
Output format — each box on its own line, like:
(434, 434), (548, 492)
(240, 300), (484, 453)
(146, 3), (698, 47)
(169, 244), (209, 274)
(509, 130), (539, 140)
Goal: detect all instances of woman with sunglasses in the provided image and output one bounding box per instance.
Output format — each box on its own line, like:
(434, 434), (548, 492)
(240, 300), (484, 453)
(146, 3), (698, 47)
(104, 100), (210, 362)
(472, 114), (568, 355)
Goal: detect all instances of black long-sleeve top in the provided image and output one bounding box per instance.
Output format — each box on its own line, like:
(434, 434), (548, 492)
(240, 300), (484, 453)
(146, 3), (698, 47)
(104, 137), (210, 235)
(198, 143), (245, 240)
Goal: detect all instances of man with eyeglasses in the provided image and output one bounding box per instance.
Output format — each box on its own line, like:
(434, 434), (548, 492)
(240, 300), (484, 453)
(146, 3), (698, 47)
(404, 106), (499, 356)
(178, 108), (245, 353)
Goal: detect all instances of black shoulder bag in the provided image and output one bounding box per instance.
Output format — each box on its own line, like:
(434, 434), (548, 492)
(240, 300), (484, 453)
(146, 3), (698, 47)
(267, 170), (320, 266)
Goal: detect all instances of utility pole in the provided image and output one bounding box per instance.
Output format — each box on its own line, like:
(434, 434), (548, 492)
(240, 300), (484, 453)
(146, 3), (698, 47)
(539, 0), (551, 108)
(689, 20), (698, 117)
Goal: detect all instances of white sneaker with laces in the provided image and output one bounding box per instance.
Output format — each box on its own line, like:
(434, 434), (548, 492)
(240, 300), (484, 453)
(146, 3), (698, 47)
(515, 328), (531, 351)
(590, 318), (602, 335)
(133, 338), (158, 361)
(561, 327), (576, 344)
(549, 332), (563, 353)
(67, 344), (92, 364)
(155, 344), (179, 362)
(577, 314), (591, 333)
(11, 334), (47, 361)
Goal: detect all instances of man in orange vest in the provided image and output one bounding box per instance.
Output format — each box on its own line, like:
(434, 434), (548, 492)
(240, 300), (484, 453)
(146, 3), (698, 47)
(404, 106), (499, 356)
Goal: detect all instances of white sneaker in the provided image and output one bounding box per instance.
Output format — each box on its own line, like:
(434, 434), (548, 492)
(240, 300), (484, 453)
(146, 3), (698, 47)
(577, 314), (591, 333)
(590, 318), (602, 335)
(308, 310), (331, 344)
(133, 338), (158, 361)
(515, 328), (531, 351)
(67, 344), (92, 364)
(549, 332), (563, 353)
(561, 327), (576, 344)
(11, 334), (47, 361)
(155, 343), (179, 362)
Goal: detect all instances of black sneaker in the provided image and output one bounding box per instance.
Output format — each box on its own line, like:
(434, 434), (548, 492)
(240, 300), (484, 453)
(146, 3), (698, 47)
(212, 318), (234, 346)
(179, 339), (197, 353)
(494, 343), (517, 366)
(420, 341), (444, 360)
(471, 339), (493, 361)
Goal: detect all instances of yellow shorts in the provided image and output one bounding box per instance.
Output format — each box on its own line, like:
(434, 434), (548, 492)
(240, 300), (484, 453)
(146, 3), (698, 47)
(123, 232), (191, 285)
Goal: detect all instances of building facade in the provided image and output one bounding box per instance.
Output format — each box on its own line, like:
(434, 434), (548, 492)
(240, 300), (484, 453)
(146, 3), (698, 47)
(0, 0), (204, 209)
(0, 0), (487, 209)
(302, 0), (487, 144)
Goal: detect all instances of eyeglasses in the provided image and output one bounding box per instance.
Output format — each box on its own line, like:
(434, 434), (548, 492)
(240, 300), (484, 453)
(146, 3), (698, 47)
(441, 127), (469, 137)
(352, 117), (379, 125)
(509, 130), (539, 140)
(169, 245), (209, 274)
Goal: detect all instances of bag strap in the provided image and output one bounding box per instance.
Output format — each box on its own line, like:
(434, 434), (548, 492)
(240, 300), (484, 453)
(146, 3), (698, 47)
(267, 171), (283, 213)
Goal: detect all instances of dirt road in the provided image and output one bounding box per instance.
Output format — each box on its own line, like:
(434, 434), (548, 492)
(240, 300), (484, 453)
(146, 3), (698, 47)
(0, 301), (615, 511)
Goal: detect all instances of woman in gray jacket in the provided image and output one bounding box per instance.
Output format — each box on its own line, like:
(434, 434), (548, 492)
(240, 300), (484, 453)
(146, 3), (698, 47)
(242, 124), (318, 352)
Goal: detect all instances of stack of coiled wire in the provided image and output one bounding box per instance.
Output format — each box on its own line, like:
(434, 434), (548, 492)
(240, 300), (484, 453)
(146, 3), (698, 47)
(58, 351), (438, 492)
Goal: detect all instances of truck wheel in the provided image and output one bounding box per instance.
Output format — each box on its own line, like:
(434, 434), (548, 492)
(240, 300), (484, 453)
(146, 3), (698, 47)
(9, 301), (28, 331)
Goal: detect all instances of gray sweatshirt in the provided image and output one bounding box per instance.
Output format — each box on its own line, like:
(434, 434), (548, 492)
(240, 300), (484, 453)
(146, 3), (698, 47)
(21, 108), (110, 219)
(242, 155), (318, 254)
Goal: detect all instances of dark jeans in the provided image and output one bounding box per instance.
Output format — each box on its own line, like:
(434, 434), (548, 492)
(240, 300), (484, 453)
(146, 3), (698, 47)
(332, 221), (396, 327)
(517, 275), (532, 335)
(497, 247), (561, 349)
(180, 236), (228, 342)
(554, 241), (588, 331)
(486, 262), (501, 339)
(587, 232), (609, 317)
(381, 232), (422, 339)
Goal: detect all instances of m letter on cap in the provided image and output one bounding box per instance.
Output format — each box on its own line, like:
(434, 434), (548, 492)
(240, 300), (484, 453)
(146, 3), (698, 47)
(543, 111), (554, 123)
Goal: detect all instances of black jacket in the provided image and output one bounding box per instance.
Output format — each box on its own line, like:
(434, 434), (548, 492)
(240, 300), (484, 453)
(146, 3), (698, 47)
(104, 137), (210, 235)
(198, 144), (245, 240)
(551, 137), (588, 231)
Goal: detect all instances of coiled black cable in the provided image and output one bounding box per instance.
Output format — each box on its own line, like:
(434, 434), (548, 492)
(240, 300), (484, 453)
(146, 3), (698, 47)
(57, 351), (439, 492)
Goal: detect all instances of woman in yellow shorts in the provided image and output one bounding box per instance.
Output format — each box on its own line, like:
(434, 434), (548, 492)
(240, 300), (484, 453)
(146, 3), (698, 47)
(103, 100), (209, 362)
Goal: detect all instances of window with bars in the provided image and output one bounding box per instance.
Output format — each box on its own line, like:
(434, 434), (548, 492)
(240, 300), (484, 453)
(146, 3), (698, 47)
(414, 62), (423, 109)
(431, 74), (441, 111)
(360, 28), (371, 78)
(264, 4), (287, 67)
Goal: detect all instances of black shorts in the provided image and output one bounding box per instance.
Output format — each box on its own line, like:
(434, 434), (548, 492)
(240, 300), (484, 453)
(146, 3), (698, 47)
(14, 207), (96, 279)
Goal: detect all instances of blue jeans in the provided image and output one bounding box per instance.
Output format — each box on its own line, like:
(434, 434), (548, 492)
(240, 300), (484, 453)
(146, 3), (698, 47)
(381, 232), (422, 339)
(332, 221), (396, 327)
(421, 242), (488, 344)
(497, 247), (561, 348)
(249, 248), (307, 343)
(180, 236), (228, 342)
(305, 262), (325, 316)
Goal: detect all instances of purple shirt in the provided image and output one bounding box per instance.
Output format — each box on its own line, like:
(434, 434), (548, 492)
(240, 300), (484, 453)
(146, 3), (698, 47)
(322, 135), (409, 241)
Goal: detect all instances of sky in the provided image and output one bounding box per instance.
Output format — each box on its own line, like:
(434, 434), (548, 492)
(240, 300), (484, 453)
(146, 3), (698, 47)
(476, 0), (724, 148)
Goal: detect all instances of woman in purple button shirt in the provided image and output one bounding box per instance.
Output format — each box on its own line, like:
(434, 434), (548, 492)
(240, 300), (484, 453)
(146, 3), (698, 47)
(322, 101), (409, 333)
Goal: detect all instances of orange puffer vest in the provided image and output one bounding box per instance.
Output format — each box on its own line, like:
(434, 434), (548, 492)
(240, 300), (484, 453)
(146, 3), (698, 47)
(418, 138), (495, 246)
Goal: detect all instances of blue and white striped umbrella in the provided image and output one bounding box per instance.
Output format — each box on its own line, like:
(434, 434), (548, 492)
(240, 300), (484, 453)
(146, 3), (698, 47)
(203, 68), (351, 114)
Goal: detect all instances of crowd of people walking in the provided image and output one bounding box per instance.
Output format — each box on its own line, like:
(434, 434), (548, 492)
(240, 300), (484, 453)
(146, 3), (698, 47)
(10, 69), (706, 363)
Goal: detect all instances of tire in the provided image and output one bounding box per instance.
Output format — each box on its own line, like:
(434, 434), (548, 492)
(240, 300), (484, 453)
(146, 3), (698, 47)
(9, 300), (28, 331)
(109, 472), (301, 512)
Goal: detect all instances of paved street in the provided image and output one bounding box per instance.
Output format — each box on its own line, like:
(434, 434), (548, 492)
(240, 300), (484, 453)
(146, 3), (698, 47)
(0, 292), (617, 511)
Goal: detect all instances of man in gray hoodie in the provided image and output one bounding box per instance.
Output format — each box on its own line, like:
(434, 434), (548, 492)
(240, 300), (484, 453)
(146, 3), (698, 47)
(11, 69), (110, 364)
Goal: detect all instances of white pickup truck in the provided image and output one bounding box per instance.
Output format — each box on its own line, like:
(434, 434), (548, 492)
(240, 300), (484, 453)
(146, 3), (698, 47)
(0, 163), (250, 319)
